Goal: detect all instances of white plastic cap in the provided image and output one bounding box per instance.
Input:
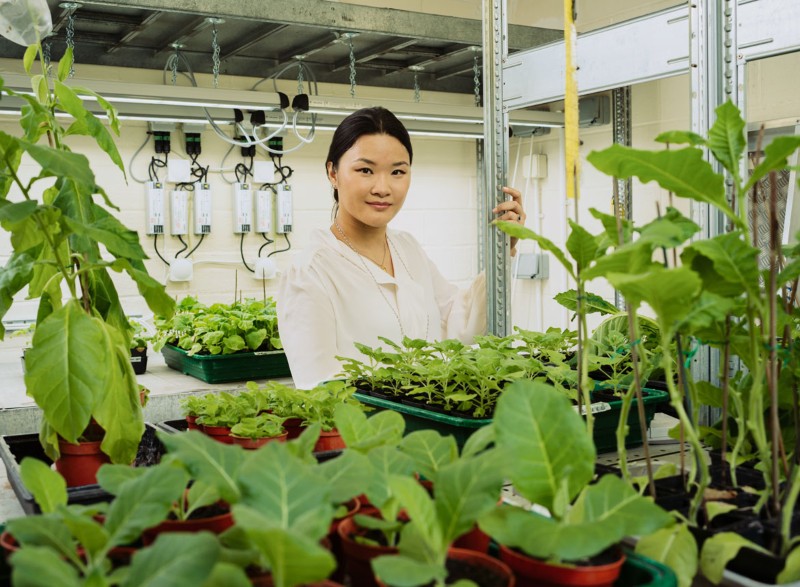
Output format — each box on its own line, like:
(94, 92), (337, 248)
(169, 258), (193, 281)
(253, 257), (277, 280)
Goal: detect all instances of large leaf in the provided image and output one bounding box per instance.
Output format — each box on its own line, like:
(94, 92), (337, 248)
(0, 200), (38, 223)
(110, 258), (176, 318)
(587, 145), (737, 225)
(19, 139), (96, 190)
(635, 523), (698, 587)
(582, 243), (658, 281)
(777, 545), (800, 583)
(495, 220), (575, 278)
(237, 440), (333, 540)
(158, 429), (245, 504)
(63, 214), (147, 261)
(399, 430), (458, 484)
(655, 130), (707, 146)
(588, 207), (633, 245)
(365, 445), (415, 509)
(566, 219), (598, 272)
(5, 515), (75, 560)
(18, 457), (66, 514)
(9, 546), (82, 587)
(103, 462), (189, 548)
(390, 475), (442, 556)
(707, 100), (746, 184)
(699, 532), (770, 585)
(335, 402), (405, 453)
(681, 232), (759, 298)
(492, 380), (595, 512)
(121, 532), (220, 587)
(0, 131), (23, 198)
(435, 449), (506, 545)
(606, 267), (702, 338)
(677, 291), (736, 334)
(317, 449), (373, 504)
(745, 135), (800, 193)
(25, 300), (107, 444)
(636, 207), (700, 249)
(553, 290), (620, 315)
(0, 249), (36, 338)
(373, 554), (444, 587)
(236, 525), (336, 587)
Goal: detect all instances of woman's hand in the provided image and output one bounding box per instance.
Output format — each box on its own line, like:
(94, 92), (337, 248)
(492, 186), (526, 256)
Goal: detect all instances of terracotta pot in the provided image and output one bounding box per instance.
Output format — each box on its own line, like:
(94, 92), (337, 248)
(55, 437), (111, 487)
(499, 544), (625, 587)
(230, 432), (289, 450)
(283, 417), (304, 439)
(328, 498), (362, 583)
(337, 508), (398, 587)
(376, 547), (515, 587)
(0, 531), (18, 560)
(142, 505), (234, 545)
(202, 424), (234, 444)
(186, 415), (199, 430)
(314, 429), (346, 452)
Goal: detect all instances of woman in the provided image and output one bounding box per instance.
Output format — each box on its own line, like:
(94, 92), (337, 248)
(277, 107), (525, 388)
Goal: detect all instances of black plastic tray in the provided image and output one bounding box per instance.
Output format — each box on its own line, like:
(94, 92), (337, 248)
(0, 424), (163, 515)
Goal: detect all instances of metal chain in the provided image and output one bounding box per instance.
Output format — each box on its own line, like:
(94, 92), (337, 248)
(348, 36), (357, 98)
(171, 47), (179, 86)
(297, 60), (305, 95)
(211, 24), (221, 88)
(472, 53), (481, 107)
(413, 73), (421, 103)
(65, 11), (76, 77)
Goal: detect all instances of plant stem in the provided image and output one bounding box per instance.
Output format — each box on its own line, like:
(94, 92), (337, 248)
(721, 316), (731, 486)
(768, 171), (781, 517)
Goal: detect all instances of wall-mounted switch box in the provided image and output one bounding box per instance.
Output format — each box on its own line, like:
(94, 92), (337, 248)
(515, 252), (549, 280)
(169, 190), (188, 235)
(145, 181), (165, 235)
(233, 183), (253, 234)
(193, 184), (212, 235)
(167, 159), (191, 183)
(253, 161), (275, 184)
(276, 184), (293, 234)
(255, 189), (273, 234)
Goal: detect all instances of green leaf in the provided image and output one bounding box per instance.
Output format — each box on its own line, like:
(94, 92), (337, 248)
(681, 232), (760, 298)
(31, 74), (47, 103)
(25, 300), (107, 444)
(636, 523), (698, 587)
(777, 544), (800, 583)
(707, 100), (746, 184)
(110, 258), (176, 318)
(0, 250), (36, 338)
(399, 430), (458, 485)
(587, 145), (738, 226)
(582, 243), (658, 281)
(636, 208), (700, 249)
(23, 45), (38, 73)
(6, 515), (75, 559)
(745, 135), (800, 193)
(0, 200), (38, 223)
(244, 328), (266, 351)
(19, 457), (66, 514)
(495, 220), (575, 278)
(318, 450), (373, 504)
(373, 554), (444, 587)
(588, 207), (633, 244)
(460, 424), (495, 458)
(493, 380), (595, 512)
(553, 290), (620, 315)
(71, 85), (122, 136)
(63, 214), (147, 260)
(121, 532), (220, 587)
(700, 532), (770, 585)
(10, 546), (82, 587)
(96, 464), (145, 495)
(566, 219), (599, 272)
(202, 562), (253, 587)
(0, 131), (23, 198)
(655, 130), (707, 146)
(19, 140), (96, 189)
(158, 430), (245, 504)
(390, 476), (442, 553)
(57, 47), (73, 82)
(705, 501), (737, 523)
(364, 445), (415, 510)
(606, 267), (702, 338)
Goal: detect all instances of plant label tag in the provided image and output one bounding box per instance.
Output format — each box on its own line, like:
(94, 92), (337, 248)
(253, 351), (275, 356)
(130, 356), (142, 363)
(573, 402), (611, 415)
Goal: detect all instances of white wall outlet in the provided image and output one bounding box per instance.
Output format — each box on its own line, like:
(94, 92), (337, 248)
(145, 181), (165, 235)
(276, 184), (293, 234)
(193, 184), (212, 235)
(233, 183), (253, 234)
(255, 189), (273, 234)
(253, 161), (275, 184)
(167, 159), (191, 183)
(522, 154), (548, 179)
(169, 190), (188, 235)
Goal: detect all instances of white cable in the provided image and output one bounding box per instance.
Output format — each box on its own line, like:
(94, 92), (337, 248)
(218, 143), (238, 185)
(129, 133), (152, 184)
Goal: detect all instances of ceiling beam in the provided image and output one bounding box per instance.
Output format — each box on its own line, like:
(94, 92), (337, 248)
(77, 0), (561, 50)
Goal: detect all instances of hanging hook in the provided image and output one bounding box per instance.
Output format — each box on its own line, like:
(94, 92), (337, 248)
(205, 17), (225, 88)
(59, 2), (81, 77)
(169, 43), (184, 86)
(339, 33), (358, 98)
(409, 65), (424, 103)
(470, 46), (481, 107)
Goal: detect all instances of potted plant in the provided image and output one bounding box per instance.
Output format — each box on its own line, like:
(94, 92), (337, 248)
(0, 11), (175, 485)
(230, 413), (288, 449)
(478, 379), (673, 587)
(128, 317), (149, 375)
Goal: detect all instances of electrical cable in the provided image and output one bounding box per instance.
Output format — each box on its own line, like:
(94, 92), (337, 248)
(258, 232), (275, 257)
(267, 233), (291, 257)
(185, 233), (205, 257)
(240, 233), (254, 272)
(153, 234), (170, 266)
(129, 133), (152, 184)
(175, 235), (189, 257)
(219, 144), (238, 184)
(149, 153), (168, 182)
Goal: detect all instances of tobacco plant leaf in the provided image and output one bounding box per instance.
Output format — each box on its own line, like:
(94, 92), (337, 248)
(110, 258), (176, 318)
(587, 145), (738, 226)
(707, 100), (746, 185)
(566, 219), (598, 272)
(18, 457), (66, 514)
(373, 554), (444, 587)
(0, 131), (23, 198)
(122, 532), (220, 587)
(777, 544), (800, 583)
(18, 139), (96, 190)
(159, 430), (245, 504)
(25, 300), (106, 444)
(5, 515), (74, 560)
(492, 380), (595, 513)
(636, 207), (700, 248)
(317, 449), (373, 504)
(364, 445), (415, 509)
(589, 207), (634, 247)
(554, 289), (620, 315)
(0, 249), (35, 338)
(676, 291), (736, 336)
(204, 562), (253, 587)
(63, 213), (147, 261)
(495, 220), (575, 278)
(0, 200), (37, 223)
(9, 546), (81, 587)
(699, 532), (771, 585)
(335, 402), (404, 452)
(636, 523), (698, 587)
(745, 135), (800, 193)
(681, 232), (760, 299)
(399, 429), (458, 484)
(582, 242), (658, 281)
(655, 129), (707, 146)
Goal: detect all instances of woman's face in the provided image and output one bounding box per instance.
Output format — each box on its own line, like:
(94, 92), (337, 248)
(328, 133), (411, 228)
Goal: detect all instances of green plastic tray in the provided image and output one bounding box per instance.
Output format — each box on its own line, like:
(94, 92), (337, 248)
(354, 392), (491, 449)
(161, 344), (291, 383)
(354, 388), (668, 454)
(592, 388), (669, 454)
(617, 549), (677, 586)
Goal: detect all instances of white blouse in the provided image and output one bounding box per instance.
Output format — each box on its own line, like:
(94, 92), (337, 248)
(277, 228), (487, 389)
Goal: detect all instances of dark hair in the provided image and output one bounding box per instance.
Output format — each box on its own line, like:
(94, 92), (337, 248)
(326, 107), (413, 202)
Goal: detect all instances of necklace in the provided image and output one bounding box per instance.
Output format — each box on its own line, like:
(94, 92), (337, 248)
(334, 219), (389, 272)
(333, 220), (430, 341)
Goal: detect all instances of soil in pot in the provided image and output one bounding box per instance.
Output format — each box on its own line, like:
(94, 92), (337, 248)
(142, 501), (233, 545)
(499, 544), (624, 587)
